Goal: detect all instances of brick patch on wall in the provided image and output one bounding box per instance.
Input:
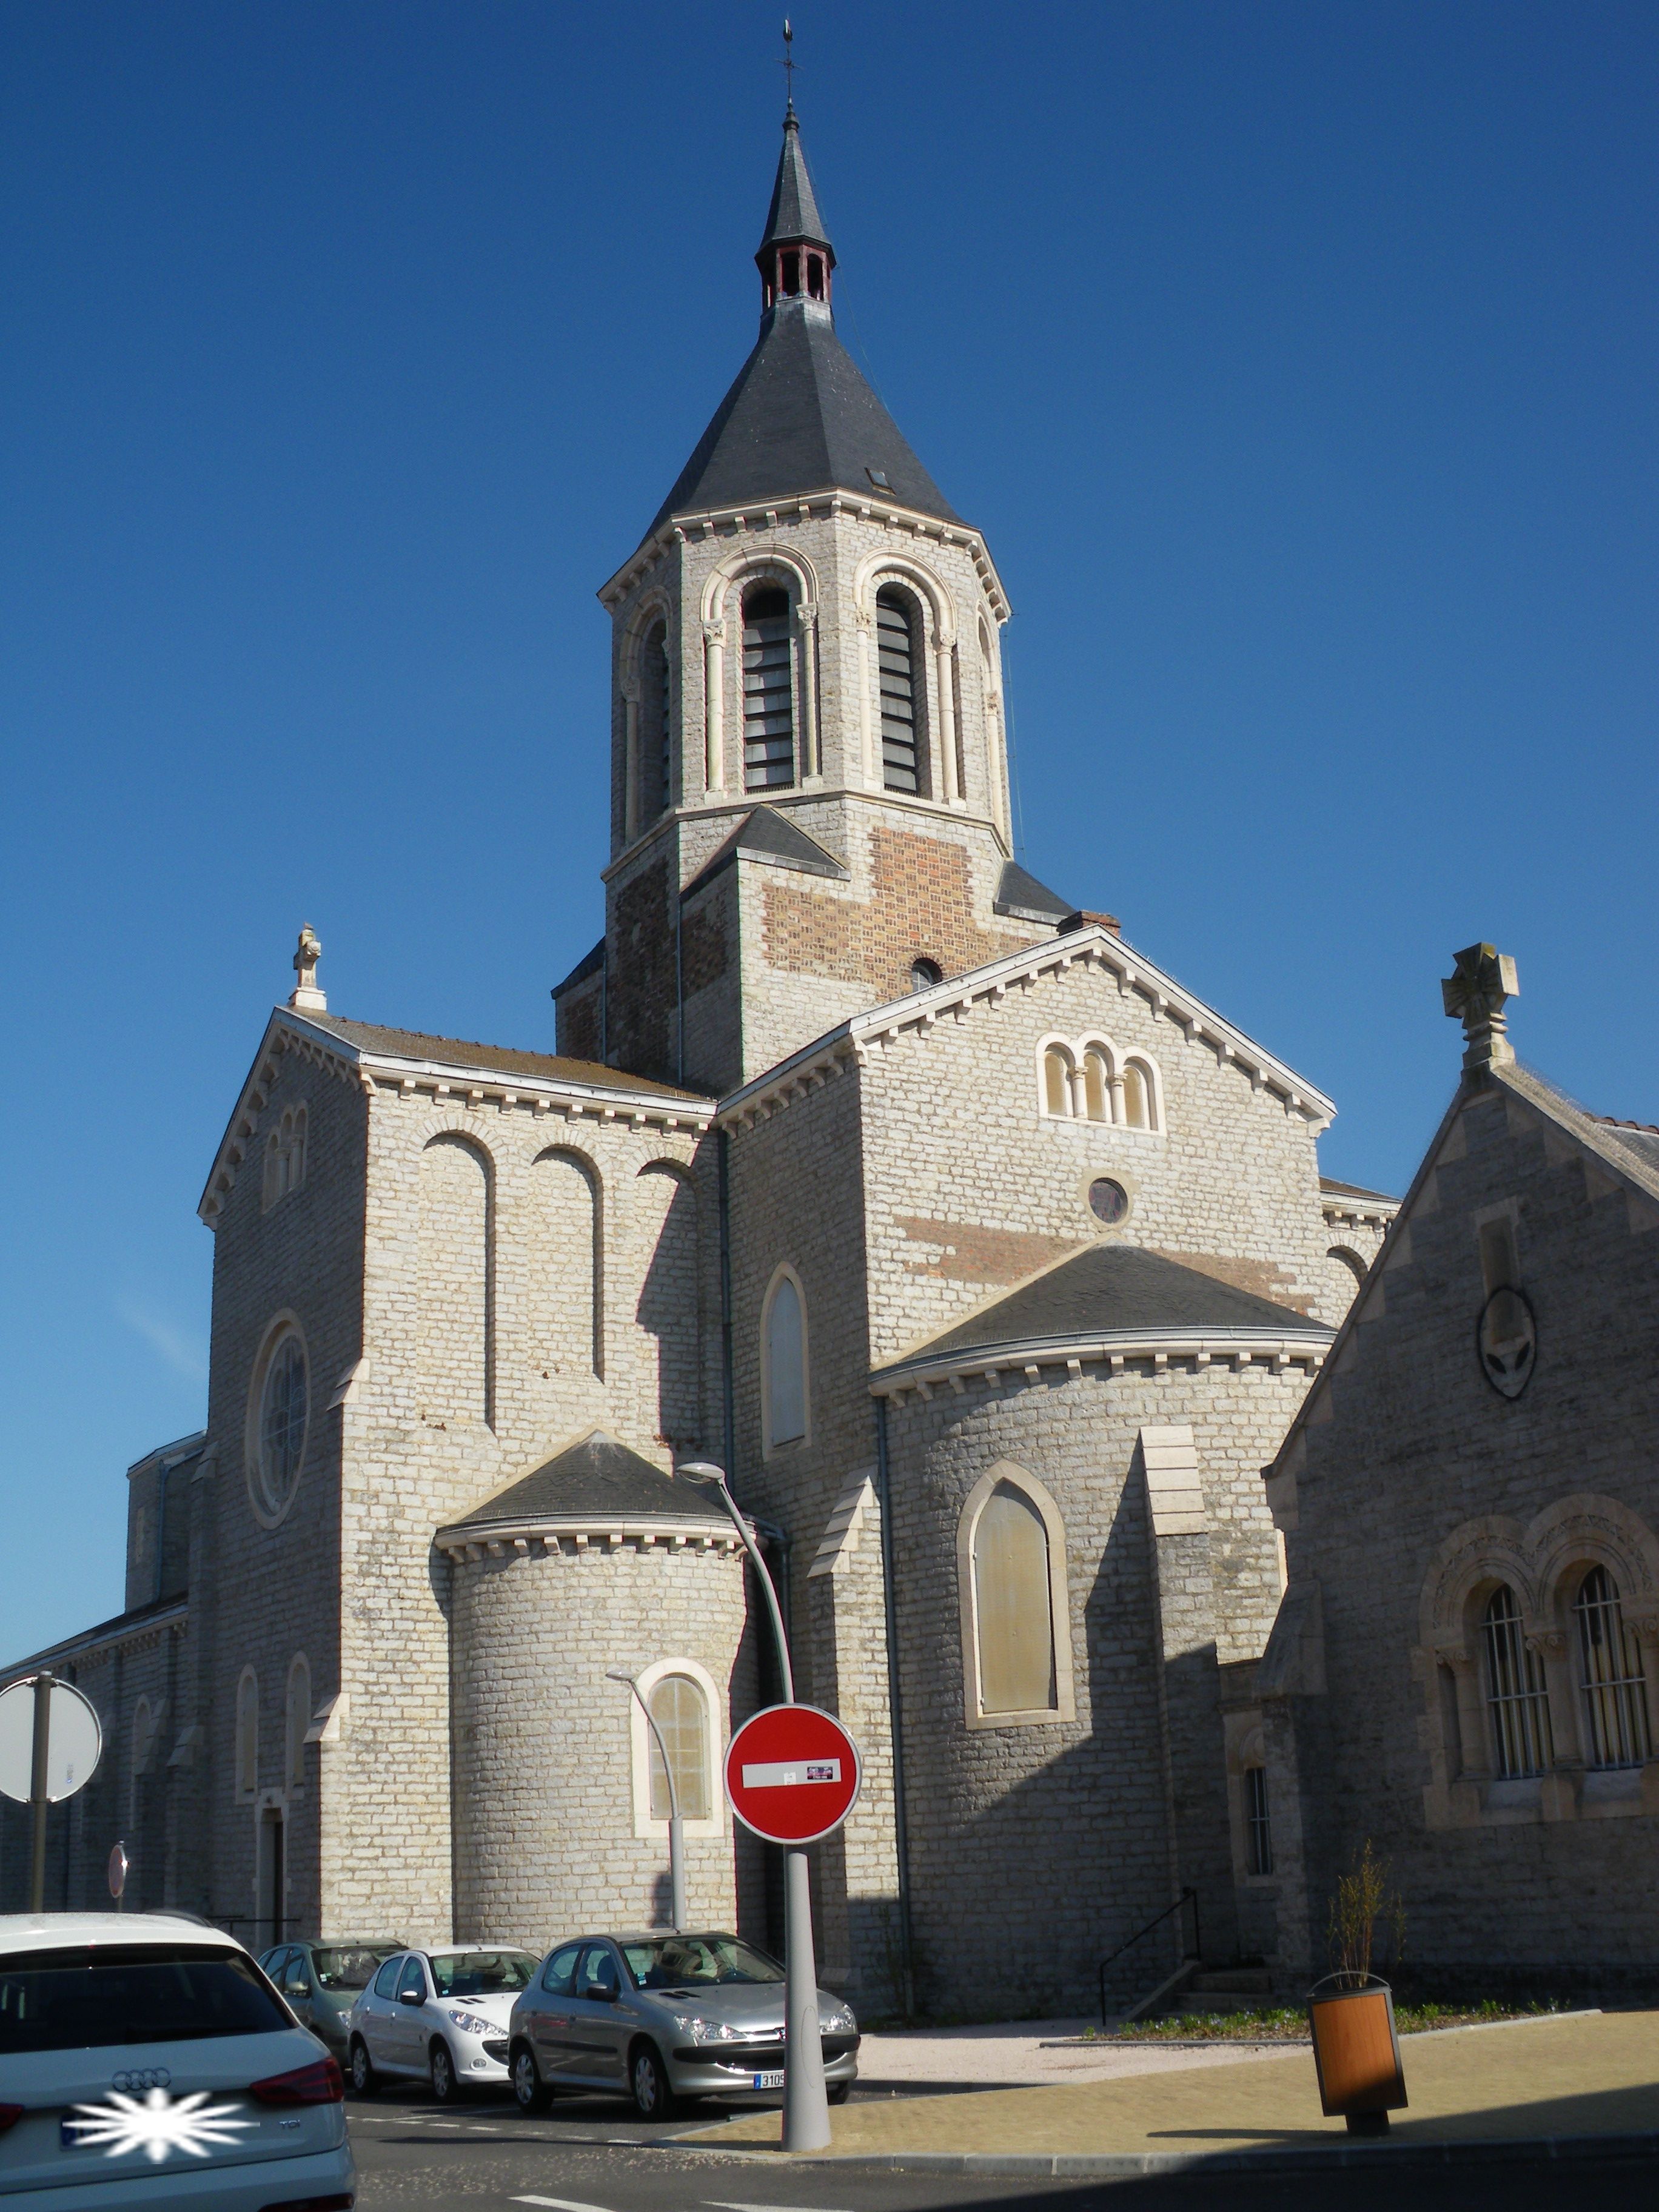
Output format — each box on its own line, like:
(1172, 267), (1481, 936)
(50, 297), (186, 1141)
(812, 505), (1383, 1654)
(894, 1216), (1088, 1285)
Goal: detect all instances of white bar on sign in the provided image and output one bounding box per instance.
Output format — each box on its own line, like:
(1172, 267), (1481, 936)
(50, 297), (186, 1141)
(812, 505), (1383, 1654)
(741, 1757), (842, 1791)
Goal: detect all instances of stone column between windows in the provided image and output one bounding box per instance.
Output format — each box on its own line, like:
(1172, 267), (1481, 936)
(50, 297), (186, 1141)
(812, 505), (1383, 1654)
(622, 685), (640, 843)
(855, 614), (874, 787)
(796, 600), (820, 782)
(702, 619), (725, 796)
(935, 640), (959, 805)
(1108, 1071), (1127, 1125)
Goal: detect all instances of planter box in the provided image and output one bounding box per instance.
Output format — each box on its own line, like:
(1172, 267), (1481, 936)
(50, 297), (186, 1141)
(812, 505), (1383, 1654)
(1308, 1979), (1407, 2133)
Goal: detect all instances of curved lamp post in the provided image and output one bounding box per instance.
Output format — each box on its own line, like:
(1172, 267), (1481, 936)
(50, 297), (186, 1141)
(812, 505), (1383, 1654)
(606, 1671), (686, 1934)
(675, 1460), (831, 2153)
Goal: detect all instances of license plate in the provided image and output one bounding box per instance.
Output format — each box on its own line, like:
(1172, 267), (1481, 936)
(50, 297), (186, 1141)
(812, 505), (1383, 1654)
(751, 2070), (785, 2090)
(60, 2120), (98, 2150)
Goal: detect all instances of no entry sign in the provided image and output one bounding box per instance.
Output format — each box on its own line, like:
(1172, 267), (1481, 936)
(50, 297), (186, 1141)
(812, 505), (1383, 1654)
(725, 1704), (862, 1845)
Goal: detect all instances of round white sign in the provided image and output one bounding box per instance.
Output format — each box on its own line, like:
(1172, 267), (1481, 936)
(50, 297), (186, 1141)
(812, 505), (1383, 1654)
(0, 1678), (104, 1805)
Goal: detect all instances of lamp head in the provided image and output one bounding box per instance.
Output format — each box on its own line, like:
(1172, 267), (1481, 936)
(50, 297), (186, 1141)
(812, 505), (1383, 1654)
(605, 1669), (637, 1686)
(675, 1460), (728, 1489)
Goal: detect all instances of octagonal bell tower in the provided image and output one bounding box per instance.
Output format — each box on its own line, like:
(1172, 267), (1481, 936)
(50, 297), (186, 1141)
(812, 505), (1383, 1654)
(554, 106), (1070, 1094)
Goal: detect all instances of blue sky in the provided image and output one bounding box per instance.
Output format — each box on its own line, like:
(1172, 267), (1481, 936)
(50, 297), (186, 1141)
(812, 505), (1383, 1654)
(2, 0), (1654, 1661)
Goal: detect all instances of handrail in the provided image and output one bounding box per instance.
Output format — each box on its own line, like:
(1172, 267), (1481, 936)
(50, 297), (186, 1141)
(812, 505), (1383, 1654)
(1098, 1888), (1199, 2028)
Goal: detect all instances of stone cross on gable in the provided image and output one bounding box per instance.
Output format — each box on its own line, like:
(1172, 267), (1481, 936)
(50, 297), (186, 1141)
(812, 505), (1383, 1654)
(289, 924), (326, 1014)
(1442, 942), (1518, 1071)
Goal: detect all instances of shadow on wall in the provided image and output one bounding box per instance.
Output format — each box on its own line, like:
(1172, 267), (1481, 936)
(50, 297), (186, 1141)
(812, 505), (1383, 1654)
(636, 1163), (705, 1457)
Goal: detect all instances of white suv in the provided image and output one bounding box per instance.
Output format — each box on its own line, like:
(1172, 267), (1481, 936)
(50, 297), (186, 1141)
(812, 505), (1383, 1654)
(0, 1912), (355, 2208)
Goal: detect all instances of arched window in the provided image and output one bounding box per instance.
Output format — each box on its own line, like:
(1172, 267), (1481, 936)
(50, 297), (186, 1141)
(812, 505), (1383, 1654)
(742, 586), (794, 790)
(876, 586), (924, 794)
(1083, 1048), (1111, 1124)
(235, 1668), (258, 1799)
(763, 1269), (807, 1450)
(1122, 1061), (1153, 1130)
(262, 1106), (307, 1209)
(642, 620), (671, 820)
(285, 1656), (311, 1795)
(1482, 1585), (1552, 1777)
(910, 957), (942, 992)
(132, 1697), (155, 1778)
(647, 1673), (711, 1820)
(1042, 1045), (1073, 1119)
(973, 1482), (1056, 1715)
(1575, 1566), (1651, 1769)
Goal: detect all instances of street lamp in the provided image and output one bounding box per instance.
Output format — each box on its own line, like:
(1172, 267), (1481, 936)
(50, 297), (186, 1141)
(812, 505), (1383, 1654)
(675, 1459), (831, 2153)
(606, 1671), (686, 1934)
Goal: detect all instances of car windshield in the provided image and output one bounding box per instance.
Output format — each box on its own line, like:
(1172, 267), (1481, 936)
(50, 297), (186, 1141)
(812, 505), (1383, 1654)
(0, 1943), (290, 2054)
(428, 1949), (537, 1997)
(311, 1945), (400, 1992)
(622, 1935), (784, 1989)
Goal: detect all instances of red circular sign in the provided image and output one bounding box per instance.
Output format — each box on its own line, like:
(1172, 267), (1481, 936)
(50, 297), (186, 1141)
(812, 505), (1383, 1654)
(724, 1704), (862, 1845)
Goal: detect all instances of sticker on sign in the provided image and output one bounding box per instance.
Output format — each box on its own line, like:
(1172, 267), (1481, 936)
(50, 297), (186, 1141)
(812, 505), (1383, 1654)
(725, 1704), (862, 1845)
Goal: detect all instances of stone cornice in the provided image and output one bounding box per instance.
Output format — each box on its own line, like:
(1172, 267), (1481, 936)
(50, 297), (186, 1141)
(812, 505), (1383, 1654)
(871, 1326), (1332, 1403)
(598, 488), (1011, 623)
(717, 925), (1338, 1136)
(199, 1010), (714, 1226)
(1, 1599), (189, 1687)
(1321, 1193), (1398, 1231)
(435, 1517), (746, 1563)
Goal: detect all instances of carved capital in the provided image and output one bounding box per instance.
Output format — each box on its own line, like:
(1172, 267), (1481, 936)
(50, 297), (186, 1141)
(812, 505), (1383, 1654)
(1627, 1614), (1659, 1647)
(1525, 1629), (1568, 1657)
(1436, 1644), (1473, 1676)
(702, 619), (726, 646)
(794, 600), (817, 629)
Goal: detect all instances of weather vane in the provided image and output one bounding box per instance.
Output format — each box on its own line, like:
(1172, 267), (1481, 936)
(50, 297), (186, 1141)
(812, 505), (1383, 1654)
(779, 18), (798, 111)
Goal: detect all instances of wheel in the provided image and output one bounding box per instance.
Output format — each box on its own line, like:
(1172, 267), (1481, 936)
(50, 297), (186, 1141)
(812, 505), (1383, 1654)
(629, 2039), (677, 2121)
(429, 2039), (460, 2103)
(828, 2079), (852, 2105)
(347, 2037), (377, 2098)
(511, 2042), (551, 2114)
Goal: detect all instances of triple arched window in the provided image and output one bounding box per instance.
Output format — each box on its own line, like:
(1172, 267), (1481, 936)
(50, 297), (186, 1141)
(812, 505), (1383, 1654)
(263, 1107), (306, 1209)
(1039, 1038), (1161, 1131)
(957, 1465), (1075, 1728)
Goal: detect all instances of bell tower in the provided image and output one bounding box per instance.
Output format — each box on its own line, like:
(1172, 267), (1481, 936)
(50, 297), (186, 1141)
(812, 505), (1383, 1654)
(553, 108), (1073, 1094)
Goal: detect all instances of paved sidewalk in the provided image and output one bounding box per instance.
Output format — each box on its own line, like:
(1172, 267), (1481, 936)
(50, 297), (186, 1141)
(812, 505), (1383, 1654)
(857, 2016), (1297, 2090)
(686, 2009), (1659, 2161)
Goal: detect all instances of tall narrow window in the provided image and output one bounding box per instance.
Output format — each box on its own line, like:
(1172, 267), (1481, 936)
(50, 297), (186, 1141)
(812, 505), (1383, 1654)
(743, 587), (794, 790)
(876, 587), (923, 793)
(284, 1656), (311, 1794)
(132, 1697), (155, 1778)
(647, 1674), (711, 1820)
(642, 622), (671, 819)
(764, 1271), (806, 1448)
(1575, 1566), (1651, 1769)
(1083, 1048), (1110, 1123)
(1244, 1765), (1273, 1875)
(1043, 1046), (1073, 1119)
(1122, 1062), (1152, 1130)
(235, 1669), (259, 1799)
(973, 1482), (1056, 1715)
(1483, 1584), (1552, 1777)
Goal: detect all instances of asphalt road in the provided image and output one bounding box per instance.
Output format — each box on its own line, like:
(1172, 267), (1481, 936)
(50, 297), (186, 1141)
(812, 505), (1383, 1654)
(347, 2085), (1655, 2210)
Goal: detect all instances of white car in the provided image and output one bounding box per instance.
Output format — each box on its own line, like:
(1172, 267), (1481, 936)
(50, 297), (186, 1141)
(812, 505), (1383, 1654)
(344, 1946), (537, 2103)
(0, 1910), (354, 2209)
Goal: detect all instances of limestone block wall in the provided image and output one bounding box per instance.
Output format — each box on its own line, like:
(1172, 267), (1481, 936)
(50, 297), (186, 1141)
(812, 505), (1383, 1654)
(327, 1082), (719, 1945)
(856, 953), (1344, 1369)
(881, 1358), (1313, 2017)
(448, 1540), (756, 1947)
(1267, 1079), (1659, 1984)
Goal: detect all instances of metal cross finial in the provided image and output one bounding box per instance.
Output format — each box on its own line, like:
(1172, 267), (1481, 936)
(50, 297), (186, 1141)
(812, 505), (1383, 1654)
(779, 18), (798, 115)
(1442, 942), (1518, 1072)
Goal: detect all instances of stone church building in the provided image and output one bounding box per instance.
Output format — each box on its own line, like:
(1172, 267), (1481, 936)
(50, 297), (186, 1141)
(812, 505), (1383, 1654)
(2, 110), (1403, 2017)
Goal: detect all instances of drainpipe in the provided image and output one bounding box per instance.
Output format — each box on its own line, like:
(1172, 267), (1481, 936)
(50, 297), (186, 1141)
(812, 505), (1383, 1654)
(717, 1127), (736, 1488)
(874, 1393), (916, 2017)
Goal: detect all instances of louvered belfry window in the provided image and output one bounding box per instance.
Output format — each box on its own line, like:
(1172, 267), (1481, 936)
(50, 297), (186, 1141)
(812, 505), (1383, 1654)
(743, 586), (795, 790)
(877, 586), (923, 793)
(642, 622), (671, 817)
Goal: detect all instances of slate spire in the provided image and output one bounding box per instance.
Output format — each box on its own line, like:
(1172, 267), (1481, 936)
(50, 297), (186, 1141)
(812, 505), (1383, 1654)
(755, 106), (836, 312)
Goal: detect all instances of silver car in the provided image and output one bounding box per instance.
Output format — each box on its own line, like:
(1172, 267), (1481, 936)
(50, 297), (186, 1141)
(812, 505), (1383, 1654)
(344, 1944), (538, 2103)
(506, 1930), (858, 2120)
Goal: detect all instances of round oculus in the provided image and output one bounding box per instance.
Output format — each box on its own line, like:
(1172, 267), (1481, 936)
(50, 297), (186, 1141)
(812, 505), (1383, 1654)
(257, 1335), (309, 1517)
(1088, 1178), (1129, 1226)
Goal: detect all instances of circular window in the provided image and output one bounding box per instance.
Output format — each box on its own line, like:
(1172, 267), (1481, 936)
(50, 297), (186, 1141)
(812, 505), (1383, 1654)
(1088, 1178), (1129, 1226)
(251, 1330), (308, 1524)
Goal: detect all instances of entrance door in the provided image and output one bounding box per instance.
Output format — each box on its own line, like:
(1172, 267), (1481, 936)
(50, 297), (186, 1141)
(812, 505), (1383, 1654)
(256, 1812), (285, 1951)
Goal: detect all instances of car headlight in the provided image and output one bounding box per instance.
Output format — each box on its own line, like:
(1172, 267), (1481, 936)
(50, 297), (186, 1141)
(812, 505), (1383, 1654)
(671, 2013), (742, 2043)
(822, 2004), (856, 2033)
(446, 2009), (495, 2037)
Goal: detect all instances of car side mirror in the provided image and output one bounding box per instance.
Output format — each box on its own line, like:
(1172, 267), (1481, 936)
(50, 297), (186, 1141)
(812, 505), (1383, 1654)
(597, 1986), (618, 2004)
(398, 1989), (424, 2006)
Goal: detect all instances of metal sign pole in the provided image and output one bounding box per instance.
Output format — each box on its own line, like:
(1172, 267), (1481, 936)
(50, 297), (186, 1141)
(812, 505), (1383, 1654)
(677, 1462), (832, 2153)
(28, 1672), (53, 1914)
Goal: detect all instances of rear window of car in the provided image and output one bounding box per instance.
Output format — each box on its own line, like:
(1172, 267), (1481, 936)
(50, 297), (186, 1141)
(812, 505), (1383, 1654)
(428, 1950), (536, 1997)
(0, 1944), (290, 2054)
(312, 1945), (397, 1992)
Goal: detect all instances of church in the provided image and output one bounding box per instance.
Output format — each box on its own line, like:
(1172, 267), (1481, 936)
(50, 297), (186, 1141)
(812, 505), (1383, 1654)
(1, 109), (1399, 2019)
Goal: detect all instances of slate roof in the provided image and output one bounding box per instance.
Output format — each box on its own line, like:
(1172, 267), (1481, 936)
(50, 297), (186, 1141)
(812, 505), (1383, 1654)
(551, 938), (604, 1000)
(893, 1245), (1334, 1371)
(299, 1013), (708, 1101)
(992, 860), (1073, 926)
(1318, 1175), (1399, 1205)
(438, 1431), (731, 1537)
(758, 109), (833, 256)
(1597, 1118), (1659, 1175)
(681, 805), (848, 900)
